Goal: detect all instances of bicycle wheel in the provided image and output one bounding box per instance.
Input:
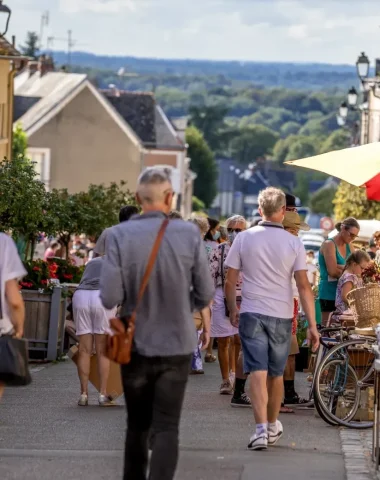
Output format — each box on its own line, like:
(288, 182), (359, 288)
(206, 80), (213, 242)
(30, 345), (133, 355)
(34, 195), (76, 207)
(314, 388), (339, 426)
(314, 338), (374, 429)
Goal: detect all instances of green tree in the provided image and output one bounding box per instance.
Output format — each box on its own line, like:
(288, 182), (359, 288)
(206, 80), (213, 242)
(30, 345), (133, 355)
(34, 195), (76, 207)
(272, 135), (297, 164)
(80, 182), (137, 238)
(192, 196), (205, 212)
(19, 31), (39, 59)
(299, 113), (338, 137)
(230, 125), (279, 164)
(44, 182), (138, 258)
(320, 129), (351, 154)
(186, 126), (218, 208)
(240, 107), (295, 132)
(280, 121), (301, 138)
(293, 171), (310, 205)
(285, 136), (318, 162)
(188, 104), (229, 153)
(310, 186), (337, 216)
(0, 157), (46, 260)
(334, 181), (380, 220)
(12, 124), (28, 159)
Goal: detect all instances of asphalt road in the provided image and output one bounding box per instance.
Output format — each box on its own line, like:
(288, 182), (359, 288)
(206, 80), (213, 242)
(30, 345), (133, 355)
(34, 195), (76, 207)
(0, 358), (345, 480)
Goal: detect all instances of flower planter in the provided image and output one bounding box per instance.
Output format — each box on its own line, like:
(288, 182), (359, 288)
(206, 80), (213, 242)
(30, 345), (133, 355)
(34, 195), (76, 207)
(22, 286), (67, 361)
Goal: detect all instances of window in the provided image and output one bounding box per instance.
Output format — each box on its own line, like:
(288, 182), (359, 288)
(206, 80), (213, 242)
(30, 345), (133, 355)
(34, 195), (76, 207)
(27, 148), (51, 190)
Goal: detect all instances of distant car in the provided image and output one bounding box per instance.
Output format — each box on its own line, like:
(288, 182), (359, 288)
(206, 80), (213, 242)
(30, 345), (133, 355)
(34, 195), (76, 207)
(301, 233), (324, 260)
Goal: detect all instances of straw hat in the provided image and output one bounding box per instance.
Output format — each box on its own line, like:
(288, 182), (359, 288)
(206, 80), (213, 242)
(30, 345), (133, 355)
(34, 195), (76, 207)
(283, 211), (310, 231)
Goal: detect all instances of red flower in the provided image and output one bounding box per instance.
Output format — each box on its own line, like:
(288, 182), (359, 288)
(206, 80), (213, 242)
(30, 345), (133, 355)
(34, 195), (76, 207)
(33, 266), (41, 272)
(41, 279), (48, 285)
(63, 274), (73, 280)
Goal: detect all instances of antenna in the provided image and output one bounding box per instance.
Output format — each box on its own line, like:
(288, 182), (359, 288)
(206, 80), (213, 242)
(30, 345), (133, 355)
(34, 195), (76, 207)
(46, 30), (87, 70)
(39, 11), (49, 50)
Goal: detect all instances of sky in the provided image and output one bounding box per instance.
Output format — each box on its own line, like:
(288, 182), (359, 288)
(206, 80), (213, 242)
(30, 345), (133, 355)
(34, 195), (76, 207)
(5, 0), (380, 64)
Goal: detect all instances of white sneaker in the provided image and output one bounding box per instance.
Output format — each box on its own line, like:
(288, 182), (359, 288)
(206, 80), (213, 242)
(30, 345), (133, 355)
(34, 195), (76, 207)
(77, 394), (88, 406)
(247, 433), (268, 451)
(98, 394), (116, 407)
(268, 420), (283, 446)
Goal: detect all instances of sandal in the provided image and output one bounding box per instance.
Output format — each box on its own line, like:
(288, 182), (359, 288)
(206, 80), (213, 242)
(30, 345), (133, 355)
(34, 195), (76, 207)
(280, 403), (294, 414)
(205, 354), (217, 363)
(284, 394), (309, 405)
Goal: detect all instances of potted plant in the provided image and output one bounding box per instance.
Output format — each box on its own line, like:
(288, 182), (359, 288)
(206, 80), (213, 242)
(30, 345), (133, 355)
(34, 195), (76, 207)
(296, 315), (310, 372)
(20, 259), (83, 361)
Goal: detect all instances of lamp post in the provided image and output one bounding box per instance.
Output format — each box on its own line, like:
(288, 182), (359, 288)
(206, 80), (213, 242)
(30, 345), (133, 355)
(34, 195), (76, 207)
(0, 1), (11, 37)
(356, 52), (370, 81)
(347, 87), (358, 107)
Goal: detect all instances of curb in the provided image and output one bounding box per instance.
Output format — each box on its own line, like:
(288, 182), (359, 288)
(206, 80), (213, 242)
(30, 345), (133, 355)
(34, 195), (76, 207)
(340, 429), (378, 480)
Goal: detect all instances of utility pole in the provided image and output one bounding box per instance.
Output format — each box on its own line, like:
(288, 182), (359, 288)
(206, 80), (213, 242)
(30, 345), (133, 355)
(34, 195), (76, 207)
(39, 11), (49, 50)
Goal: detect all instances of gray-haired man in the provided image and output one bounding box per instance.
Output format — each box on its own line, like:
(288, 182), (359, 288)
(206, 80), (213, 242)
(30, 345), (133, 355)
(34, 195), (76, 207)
(224, 187), (319, 451)
(100, 167), (214, 480)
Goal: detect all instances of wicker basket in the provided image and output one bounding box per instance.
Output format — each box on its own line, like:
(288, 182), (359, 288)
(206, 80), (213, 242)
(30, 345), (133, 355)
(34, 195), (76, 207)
(347, 284), (380, 328)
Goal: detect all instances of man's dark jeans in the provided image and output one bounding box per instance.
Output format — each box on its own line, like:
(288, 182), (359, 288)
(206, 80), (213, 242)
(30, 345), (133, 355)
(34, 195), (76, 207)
(121, 352), (191, 480)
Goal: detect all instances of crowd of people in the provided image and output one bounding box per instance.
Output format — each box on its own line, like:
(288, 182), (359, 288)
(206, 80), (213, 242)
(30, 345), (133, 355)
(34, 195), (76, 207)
(3, 164), (379, 479)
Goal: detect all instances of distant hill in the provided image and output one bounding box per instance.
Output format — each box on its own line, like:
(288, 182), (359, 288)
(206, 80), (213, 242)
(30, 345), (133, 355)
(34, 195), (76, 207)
(49, 50), (359, 91)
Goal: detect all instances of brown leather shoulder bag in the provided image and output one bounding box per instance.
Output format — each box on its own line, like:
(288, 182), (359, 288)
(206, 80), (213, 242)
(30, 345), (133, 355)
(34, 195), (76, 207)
(106, 218), (169, 364)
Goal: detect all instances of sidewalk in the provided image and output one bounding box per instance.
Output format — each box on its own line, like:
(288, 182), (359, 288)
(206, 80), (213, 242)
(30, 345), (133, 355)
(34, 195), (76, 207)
(0, 358), (347, 480)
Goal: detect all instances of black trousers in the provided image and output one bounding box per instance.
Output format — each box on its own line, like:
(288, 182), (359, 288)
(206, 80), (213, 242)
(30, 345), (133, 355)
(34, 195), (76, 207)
(121, 352), (191, 480)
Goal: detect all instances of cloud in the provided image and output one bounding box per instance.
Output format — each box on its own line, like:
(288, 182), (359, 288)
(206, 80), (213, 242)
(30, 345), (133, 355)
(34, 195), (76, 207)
(60, 0), (137, 14)
(8, 0), (380, 64)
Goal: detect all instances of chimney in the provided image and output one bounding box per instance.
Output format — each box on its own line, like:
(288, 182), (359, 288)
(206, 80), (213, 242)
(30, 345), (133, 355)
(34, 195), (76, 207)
(38, 54), (55, 76)
(108, 84), (120, 97)
(27, 60), (39, 77)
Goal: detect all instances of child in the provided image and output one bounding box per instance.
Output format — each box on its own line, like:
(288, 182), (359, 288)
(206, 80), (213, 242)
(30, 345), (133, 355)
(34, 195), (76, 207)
(335, 250), (371, 314)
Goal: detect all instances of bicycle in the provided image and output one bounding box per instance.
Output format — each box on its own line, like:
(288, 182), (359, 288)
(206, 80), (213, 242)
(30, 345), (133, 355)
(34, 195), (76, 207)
(313, 333), (376, 429)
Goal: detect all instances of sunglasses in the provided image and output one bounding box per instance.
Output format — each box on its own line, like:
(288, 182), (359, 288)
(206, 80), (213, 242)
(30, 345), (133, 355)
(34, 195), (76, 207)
(344, 227), (358, 240)
(286, 207), (297, 212)
(227, 228), (243, 233)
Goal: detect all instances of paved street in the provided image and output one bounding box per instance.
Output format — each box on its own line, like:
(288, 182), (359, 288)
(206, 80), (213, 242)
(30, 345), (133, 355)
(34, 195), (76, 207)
(0, 358), (346, 480)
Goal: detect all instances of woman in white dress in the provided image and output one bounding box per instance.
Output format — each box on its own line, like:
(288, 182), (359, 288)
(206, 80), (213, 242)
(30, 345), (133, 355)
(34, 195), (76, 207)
(0, 234), (26, 401)
(209, 215), (246, 394)
(72, 256), (117, 406)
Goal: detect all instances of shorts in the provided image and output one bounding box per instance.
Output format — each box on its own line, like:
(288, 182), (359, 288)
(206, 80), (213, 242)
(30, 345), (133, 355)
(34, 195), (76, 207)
(289, 334), (300, 355)
(72, 289), (117, 336)
(239, 312), (292, 377)
(319, 299), (336, 313)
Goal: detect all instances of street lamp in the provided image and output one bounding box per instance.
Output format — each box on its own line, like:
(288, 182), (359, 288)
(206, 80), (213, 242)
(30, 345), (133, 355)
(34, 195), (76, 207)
(356, 52), (370, 80)
(339, 101), (348, 119)
(336, 115), (346, 127)
(0, 1), (11, 37)
(347, 86), (358, 107)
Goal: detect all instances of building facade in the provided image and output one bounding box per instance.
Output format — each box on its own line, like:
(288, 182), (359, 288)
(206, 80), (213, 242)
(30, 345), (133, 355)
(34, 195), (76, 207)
(0, 36), (24, 160)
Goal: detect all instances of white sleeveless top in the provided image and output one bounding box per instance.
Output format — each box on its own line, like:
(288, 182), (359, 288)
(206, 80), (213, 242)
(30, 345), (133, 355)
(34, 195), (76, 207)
(0, 233), (27, 335)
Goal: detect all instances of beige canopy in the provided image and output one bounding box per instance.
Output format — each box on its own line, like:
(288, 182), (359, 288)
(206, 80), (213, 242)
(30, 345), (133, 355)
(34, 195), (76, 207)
(285, 142), (380, 187)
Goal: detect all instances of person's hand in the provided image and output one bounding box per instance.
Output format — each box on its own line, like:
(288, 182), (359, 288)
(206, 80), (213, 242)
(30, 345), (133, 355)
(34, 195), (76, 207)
(307, 326), (320, 352)
(13, 326), (23, 339)
(229, 310), (239, 328)
(199, 330), (210, 351)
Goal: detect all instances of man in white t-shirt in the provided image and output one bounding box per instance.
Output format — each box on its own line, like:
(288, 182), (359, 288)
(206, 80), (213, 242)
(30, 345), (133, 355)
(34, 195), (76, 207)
(0, 233), (27, 400)
(224, 187), (319, 451)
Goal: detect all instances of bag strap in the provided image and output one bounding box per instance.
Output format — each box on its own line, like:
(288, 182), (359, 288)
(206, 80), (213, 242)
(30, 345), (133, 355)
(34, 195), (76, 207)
(131, 218), (169, 319)
(220, 243), (226, 289)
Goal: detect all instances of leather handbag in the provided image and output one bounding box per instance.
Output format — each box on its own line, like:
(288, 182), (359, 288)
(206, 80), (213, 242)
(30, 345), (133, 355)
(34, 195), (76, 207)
(106, 218), (169, 365)
(0, 336), (32, 386)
